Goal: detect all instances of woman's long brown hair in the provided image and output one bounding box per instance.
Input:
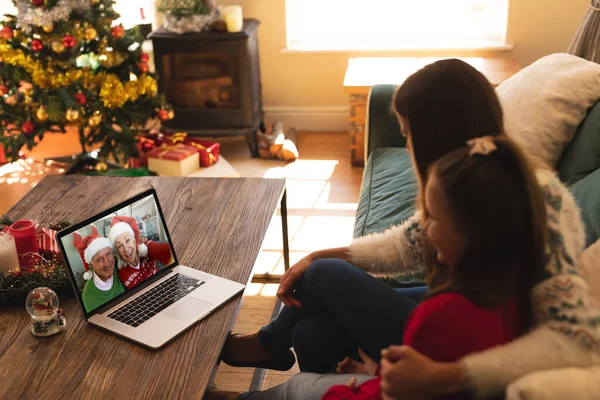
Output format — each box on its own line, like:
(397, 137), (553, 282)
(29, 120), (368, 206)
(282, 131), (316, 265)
(428, 136), (547, 333)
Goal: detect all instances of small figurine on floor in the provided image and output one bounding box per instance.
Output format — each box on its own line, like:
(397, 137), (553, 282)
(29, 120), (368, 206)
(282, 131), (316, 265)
(257, 121), (299, 161)
(25, 287), (66, 337)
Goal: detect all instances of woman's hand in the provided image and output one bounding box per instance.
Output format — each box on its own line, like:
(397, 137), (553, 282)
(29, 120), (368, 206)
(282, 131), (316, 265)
(379, 346), (467, 400)
(277, 253), (315, 307)
(337, 348), (378, 375)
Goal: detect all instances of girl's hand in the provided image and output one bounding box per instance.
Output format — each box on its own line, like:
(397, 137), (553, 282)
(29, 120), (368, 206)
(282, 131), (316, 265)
(337, 348), (378, 375)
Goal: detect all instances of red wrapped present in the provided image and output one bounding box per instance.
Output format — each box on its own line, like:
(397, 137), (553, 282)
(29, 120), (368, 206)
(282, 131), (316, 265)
(36, 226), (61, 257)
(169, 132), (220, 167)
(128, 130), (168, 168)
(147, 143), (200, 176)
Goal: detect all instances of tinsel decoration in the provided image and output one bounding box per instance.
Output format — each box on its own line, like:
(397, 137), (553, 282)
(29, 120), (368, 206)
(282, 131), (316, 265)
(15, 0), (90, 32)
(159, 0), (219, 34)
(0, 218), (73, 306)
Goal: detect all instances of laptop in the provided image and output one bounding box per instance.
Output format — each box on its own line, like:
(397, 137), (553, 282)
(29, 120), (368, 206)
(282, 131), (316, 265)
(57, 188), (245, 349)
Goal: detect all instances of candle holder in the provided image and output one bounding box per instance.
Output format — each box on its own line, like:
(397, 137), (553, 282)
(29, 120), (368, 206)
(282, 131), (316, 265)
(25, 287), (66, 337)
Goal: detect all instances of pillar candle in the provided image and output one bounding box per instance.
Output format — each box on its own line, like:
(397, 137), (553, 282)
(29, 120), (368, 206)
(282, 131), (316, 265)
(9, 220), (40, 268)
(222, 5), (243, 33)
(0, 233), (20, 273)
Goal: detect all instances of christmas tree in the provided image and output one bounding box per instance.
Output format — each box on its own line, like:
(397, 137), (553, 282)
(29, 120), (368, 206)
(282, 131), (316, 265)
(0, 0), (174, 164)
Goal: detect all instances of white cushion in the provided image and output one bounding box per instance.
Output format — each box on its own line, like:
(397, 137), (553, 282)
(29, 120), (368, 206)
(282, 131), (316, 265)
(496, 53), (600, 168)
(506, 367), (600, 400)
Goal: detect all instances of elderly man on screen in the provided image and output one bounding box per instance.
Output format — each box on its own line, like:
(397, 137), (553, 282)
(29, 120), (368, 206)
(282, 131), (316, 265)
(109, 216), (172, 290)
(73, 226), (126, 313)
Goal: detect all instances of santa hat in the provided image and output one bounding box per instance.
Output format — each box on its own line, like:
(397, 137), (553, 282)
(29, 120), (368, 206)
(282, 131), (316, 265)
(108, 216), (148, 267)
(72, 226), (112, 280)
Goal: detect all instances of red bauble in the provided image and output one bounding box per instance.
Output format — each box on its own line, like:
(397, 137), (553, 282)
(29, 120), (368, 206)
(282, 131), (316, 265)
(31, 39), (43, 52)
(140, 53), (149, 63)
(21, 121), (35, 135)
(137, 62), (148, 73)
(111, 26), (124, 39)
(157, 109), (169, 121)
(0, 26), (13, 40)
(32, 0), (45, 7)
(0, 84), (8, 96)
(63, 35), (76, 49)
(75, 92), (87, 105)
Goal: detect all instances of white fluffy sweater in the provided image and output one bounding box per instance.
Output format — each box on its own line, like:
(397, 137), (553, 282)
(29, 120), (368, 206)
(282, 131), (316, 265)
(349, 169), (600, 398)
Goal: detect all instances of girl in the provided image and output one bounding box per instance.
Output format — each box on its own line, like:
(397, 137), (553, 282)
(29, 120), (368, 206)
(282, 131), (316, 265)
(321, 135), (546, 400)
(222, 59), (599, 398)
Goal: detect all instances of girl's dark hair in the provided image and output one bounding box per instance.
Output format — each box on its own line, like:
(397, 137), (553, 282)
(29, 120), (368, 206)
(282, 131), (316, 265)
(393, 59), (505, 212)
(428, 136), (547, 334)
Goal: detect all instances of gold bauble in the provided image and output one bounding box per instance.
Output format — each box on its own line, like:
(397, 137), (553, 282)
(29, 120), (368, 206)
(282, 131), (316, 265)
(65, 109), (80, 122)
(88, 114), (102, 127)
(42, 23), (54, 33)
(84, 27), (97, 41)
(95, 162), (108, 172)
(51, 41), (65, 54)
(36, 107), (48, 121)
(167, 110), (175, 120)
(90, 0), (100, 4)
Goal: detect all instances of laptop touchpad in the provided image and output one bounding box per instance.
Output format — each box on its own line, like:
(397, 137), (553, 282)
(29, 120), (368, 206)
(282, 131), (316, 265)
(166, 298), (212, 322)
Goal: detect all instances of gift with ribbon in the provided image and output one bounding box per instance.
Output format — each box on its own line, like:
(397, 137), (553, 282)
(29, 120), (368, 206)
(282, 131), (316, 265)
(36, 226), (61, 257)
(128, 130), (168, 168)
(170, 132), (220, 167)
(146, 142), (200, 176)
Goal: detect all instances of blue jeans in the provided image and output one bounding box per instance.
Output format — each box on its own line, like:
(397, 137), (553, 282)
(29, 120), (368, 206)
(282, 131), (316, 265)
(258, 258), (427, 373)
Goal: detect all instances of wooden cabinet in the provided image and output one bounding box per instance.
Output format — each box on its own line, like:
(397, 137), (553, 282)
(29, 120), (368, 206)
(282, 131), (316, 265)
(343, 57), (521, 166)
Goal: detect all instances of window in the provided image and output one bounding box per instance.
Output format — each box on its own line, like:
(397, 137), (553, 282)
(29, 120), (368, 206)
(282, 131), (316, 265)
(286, 0), (509, 51)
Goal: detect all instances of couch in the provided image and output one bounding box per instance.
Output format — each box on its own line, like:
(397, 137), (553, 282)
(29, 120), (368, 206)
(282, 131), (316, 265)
(354, 83), (600, 288)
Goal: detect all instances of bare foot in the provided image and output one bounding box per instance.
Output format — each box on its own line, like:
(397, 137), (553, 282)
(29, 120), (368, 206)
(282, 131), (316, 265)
(225, 332), (272, 363)
(204, 389), (244, 400)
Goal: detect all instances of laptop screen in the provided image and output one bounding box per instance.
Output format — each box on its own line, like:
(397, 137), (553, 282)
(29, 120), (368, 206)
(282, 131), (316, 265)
(58, 189), (177, 316)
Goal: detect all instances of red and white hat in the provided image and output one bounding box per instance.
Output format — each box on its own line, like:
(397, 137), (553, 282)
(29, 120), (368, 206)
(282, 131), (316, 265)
(108, 216), (148, 265)
(72, 225), (112, 280)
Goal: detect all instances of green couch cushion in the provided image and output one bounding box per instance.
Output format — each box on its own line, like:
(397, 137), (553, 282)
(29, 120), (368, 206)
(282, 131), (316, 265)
(570, 168), (600, 247)
(558, 100), (600, 186)
(354, 147), (418, 238)
(367, 85), (406, 157)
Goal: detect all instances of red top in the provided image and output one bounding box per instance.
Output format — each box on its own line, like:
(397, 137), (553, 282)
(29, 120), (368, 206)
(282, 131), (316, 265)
(322, 292), (519, 400)
(118, 241), (172, 289)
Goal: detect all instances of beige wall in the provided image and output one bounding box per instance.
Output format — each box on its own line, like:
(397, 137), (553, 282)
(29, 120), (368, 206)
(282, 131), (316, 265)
(218, 0), (589, 113)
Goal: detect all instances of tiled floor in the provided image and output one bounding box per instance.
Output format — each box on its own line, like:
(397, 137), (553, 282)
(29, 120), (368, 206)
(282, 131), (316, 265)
(0, 130), (364, 393)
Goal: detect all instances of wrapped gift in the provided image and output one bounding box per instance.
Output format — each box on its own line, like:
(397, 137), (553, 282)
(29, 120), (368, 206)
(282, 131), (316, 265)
(147, 143), (200, 176)
(170, 133), (220, 167)
(129, 131), (168, 168)
(36, 226), (61, 257)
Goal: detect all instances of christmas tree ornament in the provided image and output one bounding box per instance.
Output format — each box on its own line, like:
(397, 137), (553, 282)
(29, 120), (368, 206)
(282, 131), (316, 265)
(51, 41), (65, 53)
(0, 84), (8, 96)
(140, 53), (149, 63)
(95, 161), (108, 172)
(137, 62), (148, 73)
(159, 0), (219, 34)
(21, 121), (35, 134)
(157, 109), (169, 121)
(63, 35), (76, 49)
(31, 39), (43, 52)
(84, 27), (97, 41)
(88, 113), (102, 127)
(111, 25), (124, 39)
(5, 95), (17, 105)
(31, 0), (45, 7)
(90, 0), (100, 4)
(74, 92), (87, 105)
(42, 22), (54, 33)
(36, 107), (49, 121)
(167, 110), (175, 120)
(26, 287), (66, 337)
(65, 109), (80, 122)
(0, 26), (13, 40)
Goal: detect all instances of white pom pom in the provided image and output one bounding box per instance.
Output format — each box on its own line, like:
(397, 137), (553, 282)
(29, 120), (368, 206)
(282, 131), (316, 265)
(83, 270), (93, 280)
(138, 242), (148, 258)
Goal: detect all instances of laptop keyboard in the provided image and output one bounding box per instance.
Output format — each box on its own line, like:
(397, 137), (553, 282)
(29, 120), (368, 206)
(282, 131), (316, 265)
(107, 273), (204, 328)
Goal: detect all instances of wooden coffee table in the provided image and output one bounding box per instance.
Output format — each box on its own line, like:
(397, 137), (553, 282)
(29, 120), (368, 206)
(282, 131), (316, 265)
(0, 175), (289, 399)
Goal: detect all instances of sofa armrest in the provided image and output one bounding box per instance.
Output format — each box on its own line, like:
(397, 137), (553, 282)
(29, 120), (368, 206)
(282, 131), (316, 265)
(365, 84), (406, 160)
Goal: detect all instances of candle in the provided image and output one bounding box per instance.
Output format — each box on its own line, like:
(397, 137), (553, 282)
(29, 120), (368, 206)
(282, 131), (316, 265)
(222, 5), (243, 33)
(0, 233), (20, 273)
(9, 220), (40, 268)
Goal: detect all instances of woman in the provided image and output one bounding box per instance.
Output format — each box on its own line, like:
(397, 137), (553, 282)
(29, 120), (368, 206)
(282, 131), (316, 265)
(222, 59), (600, 398)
